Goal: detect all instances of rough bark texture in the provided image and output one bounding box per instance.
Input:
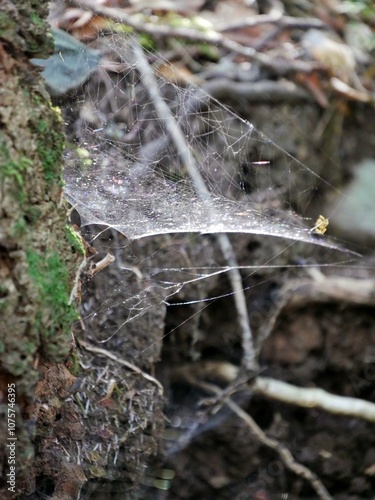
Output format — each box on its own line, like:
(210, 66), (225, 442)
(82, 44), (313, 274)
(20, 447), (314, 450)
(1, 5), (165, 499)
(0, 1), (82, 497)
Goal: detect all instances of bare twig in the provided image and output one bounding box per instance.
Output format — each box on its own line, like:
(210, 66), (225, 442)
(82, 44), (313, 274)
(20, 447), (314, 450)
(192, 378), (332, 500)
(131, 38), (258, 371)
(78, 339), (164, 393)
(74, 1), (324, 75)
(224, 397), (333, 500)
(173, 361), (375, 423)
(218, 13), (329, 33)
(90, 252), (115, 275)
(68, 254), (87, 305)
(203, 78), (312, 103)
(254, 376), (375, 422)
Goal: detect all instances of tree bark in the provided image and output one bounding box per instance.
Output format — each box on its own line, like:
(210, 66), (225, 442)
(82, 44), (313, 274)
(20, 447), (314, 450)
(0, 1), (83, 497)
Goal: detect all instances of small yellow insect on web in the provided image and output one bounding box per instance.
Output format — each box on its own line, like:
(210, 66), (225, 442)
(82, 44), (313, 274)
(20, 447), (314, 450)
(313, 214), (329, 235)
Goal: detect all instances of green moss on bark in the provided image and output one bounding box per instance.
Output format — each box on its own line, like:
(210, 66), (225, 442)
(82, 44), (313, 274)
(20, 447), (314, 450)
(26, 250), (78, 355)
(0, 142), (34, 200)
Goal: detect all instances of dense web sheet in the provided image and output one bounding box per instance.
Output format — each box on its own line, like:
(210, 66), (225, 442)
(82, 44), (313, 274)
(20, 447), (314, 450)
(59, 33), (363, 349)
(63, 35), (351, 253)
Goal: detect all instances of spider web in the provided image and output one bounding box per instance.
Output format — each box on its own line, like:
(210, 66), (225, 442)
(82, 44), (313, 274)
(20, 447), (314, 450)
(61, 32), (359, 348)
(64, 35), (341, 247)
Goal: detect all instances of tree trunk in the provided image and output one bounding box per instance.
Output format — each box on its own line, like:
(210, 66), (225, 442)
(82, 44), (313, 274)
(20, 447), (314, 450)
(0, 1), (83, 497)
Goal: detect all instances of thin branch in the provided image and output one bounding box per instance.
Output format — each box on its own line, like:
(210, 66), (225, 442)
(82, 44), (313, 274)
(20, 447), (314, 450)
(74, 1), (324, 75)
(218, 13), (329, 32)
(254, 377), (375, 423)
(173, 361), (375, 423)
(130, 38), (258, 371)
(224, 397), (333, 500)
(68, 253), (87, 305)
(193, 379), (332, 500)
(90, 252), (115, 275)
(78, 339), (164, 393)
(203, 78), (312, 103)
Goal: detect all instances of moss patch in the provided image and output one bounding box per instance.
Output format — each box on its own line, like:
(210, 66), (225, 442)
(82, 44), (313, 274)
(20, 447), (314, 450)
(33, 108), (65, 184)
(26, 250), (78, 358)
(0, 142), (33, 201)
(66, 225), (86, 256)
